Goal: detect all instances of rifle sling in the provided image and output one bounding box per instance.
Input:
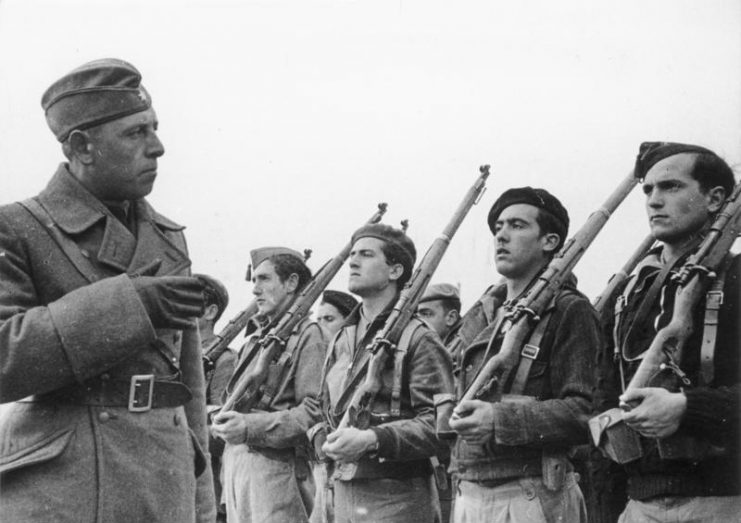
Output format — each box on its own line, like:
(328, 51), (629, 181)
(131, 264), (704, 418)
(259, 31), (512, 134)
(508, 306), (555, 395)
(390, 318), (425, 417)
(699, 255), (733, 385)
(459, 307), (510, 399)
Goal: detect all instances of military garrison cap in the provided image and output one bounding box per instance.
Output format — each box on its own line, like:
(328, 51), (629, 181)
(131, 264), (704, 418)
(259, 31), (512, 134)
(194, 273), (229, 314)
(322, 290), (358, 317)
(419, 283), (460, 305)
(351, 223), (417, 280)
(634, 141), (715, 179)
(488, 187), (569, 249)
(42, 58), (152, 142)
(249, 247), (305, 272)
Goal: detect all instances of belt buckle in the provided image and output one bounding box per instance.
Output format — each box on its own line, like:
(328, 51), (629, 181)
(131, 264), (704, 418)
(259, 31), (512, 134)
(521, 344), (540, 359)
(129, 374), (155, 412)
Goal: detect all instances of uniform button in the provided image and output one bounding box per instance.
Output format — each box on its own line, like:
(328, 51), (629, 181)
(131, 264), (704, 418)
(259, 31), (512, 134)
(465, 365), (473, 372)
(173, 415), (181, 426)
(98, 411), (111, 422)
(80, 249), (90, 258)
(100, 373), (111, 381)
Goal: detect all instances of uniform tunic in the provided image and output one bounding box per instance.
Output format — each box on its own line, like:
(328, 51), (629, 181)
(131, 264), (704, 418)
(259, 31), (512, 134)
(222, 316), (327, 523)
(0, 165), (214, 523)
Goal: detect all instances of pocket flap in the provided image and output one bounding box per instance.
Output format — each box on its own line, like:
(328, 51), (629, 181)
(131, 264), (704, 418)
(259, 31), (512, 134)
(0, 429), (74, 475)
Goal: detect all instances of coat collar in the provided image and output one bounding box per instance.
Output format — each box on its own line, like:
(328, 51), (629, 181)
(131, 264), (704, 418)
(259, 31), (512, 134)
(37, 163), (189, 274)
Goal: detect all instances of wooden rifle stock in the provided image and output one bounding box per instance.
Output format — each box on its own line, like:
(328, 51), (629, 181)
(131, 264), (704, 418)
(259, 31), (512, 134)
(337, 165), (490, 433)
(460, 170), (639, 404)
(202, 300), (258, 374)
(220, 203), (388, 413)
(624, 181), (741, 393)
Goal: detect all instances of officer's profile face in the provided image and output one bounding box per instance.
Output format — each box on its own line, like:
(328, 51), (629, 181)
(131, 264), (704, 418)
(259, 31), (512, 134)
(347, 237), (401, 297)
(642, 154), (723, 245)
(83, 107), (165, 202)
(316, 302), (346, 337)
(493, 204), (555, 279)
(251, 260), (294, 316)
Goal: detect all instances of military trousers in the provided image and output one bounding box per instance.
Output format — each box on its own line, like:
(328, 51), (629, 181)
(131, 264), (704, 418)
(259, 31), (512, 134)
(333, 475), (441, 523)
(453, 473), (586, 523)
(618, 495), (741, 522)
(222, 443), (314, 523)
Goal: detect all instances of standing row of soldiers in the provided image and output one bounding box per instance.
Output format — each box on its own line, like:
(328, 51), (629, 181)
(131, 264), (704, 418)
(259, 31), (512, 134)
(0, 59), (738, 523)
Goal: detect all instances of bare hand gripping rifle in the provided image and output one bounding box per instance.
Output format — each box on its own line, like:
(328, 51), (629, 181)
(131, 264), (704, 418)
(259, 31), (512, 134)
(590, 181), (741, 463)
(332, 165), (490, 478)
(449, 170), (640, 418)
(220, 203), (388, 413)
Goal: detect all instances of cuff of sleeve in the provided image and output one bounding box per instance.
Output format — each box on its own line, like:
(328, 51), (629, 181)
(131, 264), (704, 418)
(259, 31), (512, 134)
(682, 389), (727, 433)
(369, 426), (395, 458)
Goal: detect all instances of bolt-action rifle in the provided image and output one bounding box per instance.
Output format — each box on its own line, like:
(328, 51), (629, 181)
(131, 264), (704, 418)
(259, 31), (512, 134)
(590, 181), (741, 463)
(220, 203), (387, 413)
(449, 170), (639, 416)
(333, 165), (490, 479)
(202, 300), (258, 376)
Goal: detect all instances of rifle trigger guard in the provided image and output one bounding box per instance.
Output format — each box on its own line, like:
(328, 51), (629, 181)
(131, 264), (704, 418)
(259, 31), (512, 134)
(264, 334), (287, 347)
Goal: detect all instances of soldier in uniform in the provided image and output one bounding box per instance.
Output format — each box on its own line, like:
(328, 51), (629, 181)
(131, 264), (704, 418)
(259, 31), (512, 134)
(195, 273), (237, 522)
(212, 247), (327, 523)
(313, 223), (454, 523)
(316, 289), (358, 338)
(594, 142), (741, 522)
(448, 188), (599, 523)
(0, 58), (214, 522)
(417, 282), (463, 346)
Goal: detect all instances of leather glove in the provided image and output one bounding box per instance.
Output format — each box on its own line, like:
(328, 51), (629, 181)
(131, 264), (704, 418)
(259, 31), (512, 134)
(131, 275), (206, 330)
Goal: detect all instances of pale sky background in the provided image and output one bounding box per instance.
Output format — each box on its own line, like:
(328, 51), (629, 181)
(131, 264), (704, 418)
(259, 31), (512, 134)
(1, 0), (739, 331)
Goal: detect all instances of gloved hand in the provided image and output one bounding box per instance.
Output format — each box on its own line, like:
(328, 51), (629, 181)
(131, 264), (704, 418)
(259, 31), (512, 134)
(131, 275), (206, 330)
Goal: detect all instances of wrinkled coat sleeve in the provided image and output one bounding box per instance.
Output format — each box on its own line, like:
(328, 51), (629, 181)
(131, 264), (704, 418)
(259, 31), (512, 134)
(370, 330), (454, 461)
(209, 350), (237, 407)
(490, 295), (599, 447)
(0, 213), (157, 402)
(243, 323), (328, 449)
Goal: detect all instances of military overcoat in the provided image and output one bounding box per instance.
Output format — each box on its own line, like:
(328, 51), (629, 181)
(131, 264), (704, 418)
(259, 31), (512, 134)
(0, 165), (215, 522)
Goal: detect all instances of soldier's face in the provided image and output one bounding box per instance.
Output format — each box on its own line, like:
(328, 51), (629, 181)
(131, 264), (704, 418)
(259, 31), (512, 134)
(417, 300), (452, 339)
(86, 108), (165, 201)
(316, 302), (346, 337)
(493, 204), (552, 279)
(643, 154), (719, 245)
(252, 260), (293, 317)
(347, 237), (399, 297)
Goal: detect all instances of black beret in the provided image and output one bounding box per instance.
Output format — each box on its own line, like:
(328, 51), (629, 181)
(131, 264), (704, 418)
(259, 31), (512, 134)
(351, 223), (417, 278)
(419, 283), (460, 304)
(194, 273), (229, 314)
(487, 187), (569, 247)
(322, 290), (358, 317)
(634, 141), (715, 179)
(42, 58), (152, 142)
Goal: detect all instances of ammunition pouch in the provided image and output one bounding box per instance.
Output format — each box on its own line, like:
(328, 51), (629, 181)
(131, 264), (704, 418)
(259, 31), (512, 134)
(589, 408), (642, 464)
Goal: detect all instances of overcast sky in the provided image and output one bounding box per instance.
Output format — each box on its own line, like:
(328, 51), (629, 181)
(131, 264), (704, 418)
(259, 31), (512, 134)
(1, 0), (739, 329)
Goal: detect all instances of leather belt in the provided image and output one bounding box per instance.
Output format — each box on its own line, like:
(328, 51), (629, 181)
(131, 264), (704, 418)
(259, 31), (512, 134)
(29, 374), (193, 412)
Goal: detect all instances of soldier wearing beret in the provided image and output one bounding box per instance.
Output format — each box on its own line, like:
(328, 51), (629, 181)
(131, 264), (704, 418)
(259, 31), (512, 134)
(417, 282), (463, 346)
(316, 289), (358, 339)
(0, 59), (215, 522)
(312, 224), (454, 522)
(448, 188), (599, 523)
(212, 247), (328, 523)
(194, 273), (237, 522)
(593, 143), (741, 522)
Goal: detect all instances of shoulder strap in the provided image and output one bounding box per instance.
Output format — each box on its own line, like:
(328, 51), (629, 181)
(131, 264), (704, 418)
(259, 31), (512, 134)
(699, 256), (733, 385)
(18, 198), (98, 283)
(389, 318), (425, 417)
(508, 305), (555, 395)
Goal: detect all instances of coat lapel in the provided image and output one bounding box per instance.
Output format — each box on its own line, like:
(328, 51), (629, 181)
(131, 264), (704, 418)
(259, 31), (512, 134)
(127, 200), (190, 276)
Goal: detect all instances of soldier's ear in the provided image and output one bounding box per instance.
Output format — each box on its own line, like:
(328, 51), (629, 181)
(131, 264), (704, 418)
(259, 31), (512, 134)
(388, 262), (404, 283)
(444, 309), (460, 328)
(68, 130), (95, 164)
(203, 303), (219, 322)
(706, 186), (726, 214)
(284, 272), (300, 294)
(541, 232), (561, 254)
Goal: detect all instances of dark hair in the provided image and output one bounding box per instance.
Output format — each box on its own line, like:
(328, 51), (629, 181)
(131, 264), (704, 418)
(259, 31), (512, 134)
(439, 297), (461, 315)
(534, 207), (567, 255)
(203, 287), (226, 323)
(379, 240), (415, 288)
(270, 253), (312, 290)
(691, 152), (735, 197)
